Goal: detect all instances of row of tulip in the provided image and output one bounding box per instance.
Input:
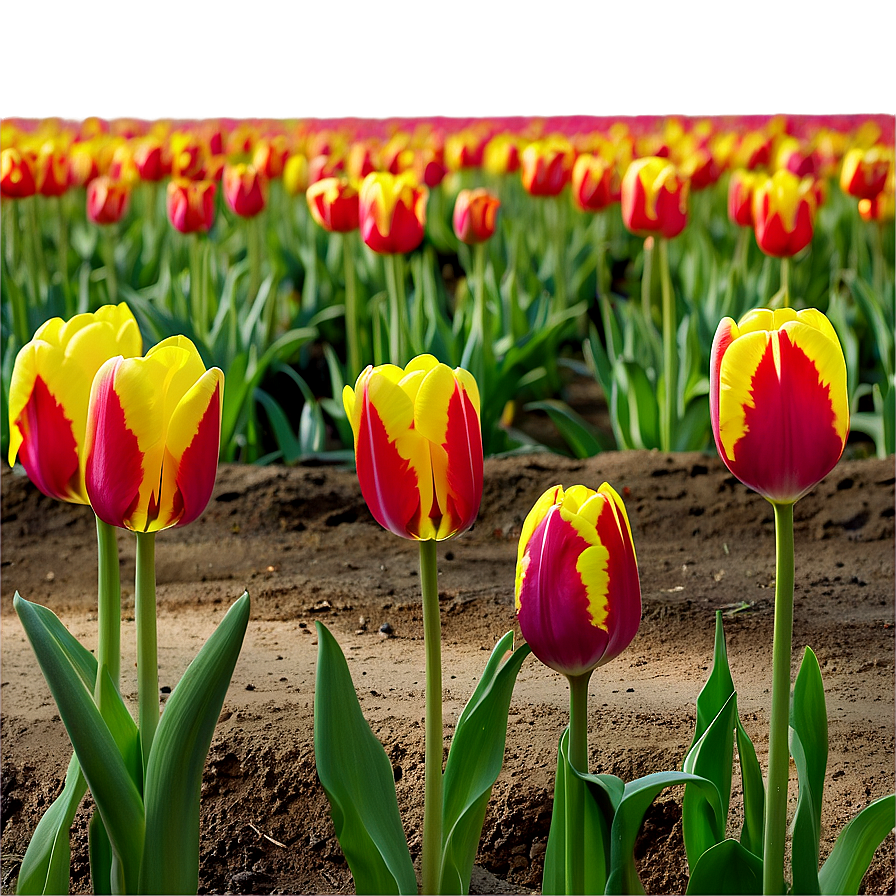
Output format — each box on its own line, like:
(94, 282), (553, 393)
(2, 114), (894, 464)
(9, 294), (894, 894)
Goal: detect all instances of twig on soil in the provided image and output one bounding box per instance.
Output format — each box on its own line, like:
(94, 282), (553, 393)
(247, 821), (287, 848)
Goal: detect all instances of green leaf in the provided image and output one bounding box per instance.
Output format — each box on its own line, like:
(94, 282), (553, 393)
(818, 794), (896, 895)
(686, 611), (735, 755)
(15, 755), (86, 896)
(13, 594), (145, 894)
(140, 591), (250, 895)
(736, 719), (765, 857)
(314, 622), (417, 895)
(789, 646), (828, 895)
(607, 771), (723, 895)
(542, 727), (622, 896)
(685, 838), (764, 894)
(88, 811), (113, 895)
(523, 400), (607, 458)
(616, 360), (660, 450)
(439, 633), (531, 895)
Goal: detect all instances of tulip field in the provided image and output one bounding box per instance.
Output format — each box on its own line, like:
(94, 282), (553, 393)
(1, 112), (894, 896)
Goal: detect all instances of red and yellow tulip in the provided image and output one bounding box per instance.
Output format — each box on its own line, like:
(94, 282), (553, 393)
(452, 188), (500, 244)
(34, 141), (70, 197)
(621, 156), (689, 239)
(728, 169), (762, 228)
(571, 153), (620, 212)
(166, 178), (216, 234)
(520, 136), (575, 197)
(358, 172), (428, 255)
(342, 354), (482, 541)
(223, 163), (267, 218)
(86, 176), (130, 225)
(839, 146), (890, 200)
(132, 137), (169, 182)
(1, 147), (37, 198)
(710, 308), (849, 505)
(306, 176), (360, 233)
(84, 335), (224, 532)
(515, 483), (641, 678)
(751, 169), (816, 257)
(7, 303), (142, 504)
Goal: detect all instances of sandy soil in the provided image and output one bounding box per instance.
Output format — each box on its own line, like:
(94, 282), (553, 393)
(1, 449), (894, 894)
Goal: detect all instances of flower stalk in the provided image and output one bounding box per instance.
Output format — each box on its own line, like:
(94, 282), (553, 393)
(135, 530), (158, 775)
(566, 671), (592, 895)
(659, 237), (677, 452)
(95, 516), (121, 694)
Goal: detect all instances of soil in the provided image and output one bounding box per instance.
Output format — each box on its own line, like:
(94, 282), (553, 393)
(1, 446), (894, 895)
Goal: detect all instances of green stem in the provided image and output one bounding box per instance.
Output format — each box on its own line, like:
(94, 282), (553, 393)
(135, 531), (159, 775)
(780, 256), (790, 309)
(56, 196), (73, 316)
(872, 220), (884, 301)
(101, 226), (119, 305)
(23, 196), (43, 308)
(566, 671), (592, 895)
(472, 241), (492, 397)
(94, 516), (121, 694)
(659, 237), (677, 452)
(342, 231), (362, 376)
(248, 212), (262, 306)
(190, 234), (207, 342)
(385, 252), (408, 364)
(419, 538), (443, 896)
(5, 201), (31, 345)
(762, 501), (795, 895)
(552, 194), (568, 311)
(595, 211), (610, 300)
(641, 236), (654, 324)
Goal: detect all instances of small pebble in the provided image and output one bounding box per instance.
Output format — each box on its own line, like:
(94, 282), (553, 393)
(379, 622), (394, 635)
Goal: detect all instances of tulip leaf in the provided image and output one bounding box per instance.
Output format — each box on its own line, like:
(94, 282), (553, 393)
(88, 811), (113, 895)
(736, 719), (765, 857)
(686, 611), (735, 755)
(542, 727), (622, 896)
(789, 646), (828, 896)
(314, 622), (417, 896)
(523, 400), (608, 458)
(607, 771), (723, 895)
(140, 591), (250, 895)
(439, 633), (531, 895)
(15, 754), (87, 896)
(818, 794), (896, 895)
(13, 594), (145, 894)
(685, 838), (764, 894)
(616, 360), (660, 451)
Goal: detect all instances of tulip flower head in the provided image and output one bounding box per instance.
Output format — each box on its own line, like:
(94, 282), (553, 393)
(839, 146), (891, 200)
(223, 163), (267, 218)
(283, 153), (309, 197)
(452, 188), (500, 244)
(1, 147), (37, 198)
(342, 354), (482, 541)
(35, 141), (70, 197)
(306, 176), (360, 233)
(85, 335), (224, 533)
(710, 308), (849, 505)
(728, 169), (762, 228)
(166, 178), (216, 234)
(87, 176), (130, 225)
(520, 137), (575, 197)
(358, 172), (428, 255)
(751, 170), (816, 257)
(621, 156), (689, 239)
(8, 304), (143, 504)
(132, 137), (168, 182)
(516, 483), (641, 678)
(571, 153), (621, 212)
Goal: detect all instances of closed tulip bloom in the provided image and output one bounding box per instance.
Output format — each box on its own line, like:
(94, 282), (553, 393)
(306, 176), (360, 233)
(166, 178), (216, 234)
(67, 141), (102, 188)
(520, 137), (575, 197)
(751, 169), (816, 257)
(710, 308), (849, 505)
(342, 354), (482, 541)
(252, 135), (290, 179)
(169, 132), (205, 179)
(858, 170), (895, 222)
(515, 483), (641, 678)
(1, 147), (36, 198)
(132, 137), (169, 182)
(839, 146), (890, 200)
(728, 169), (762, 227)
(483, 134), (522, 175)
(85, 336), (224, 533)
(283, 153), (309, 197)
(621, 156), (689, 239)
(7, 303), (142, 504)
(223, 163), (267, 218)
(571, 153), (620, 212)
(35, 141), (70, 197)
(358, 172), (428, 255)
(87, 176), (130, 225)
(452, 188), (500, 244)
(775, 137), (817, 178)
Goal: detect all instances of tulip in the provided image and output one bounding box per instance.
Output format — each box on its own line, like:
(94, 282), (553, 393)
(734, 130), (772, 170)
(67, 141), (102, 187)
(283, 153), (309, 197)
(452, 187), (500, 244)
(839, 146), (890, 200)
(166, 178), (216, 234)
(621, 156), (689, 239)
(571, 153), (620, 212)
(252, 135), (290, 179)
(858, 177), (895, 223)
(7, 303), (142, 505)
(108, 143), (139, 185)
(728, 169), (762, 228)
(306, 176), (360, 233)
(87, 176), (130, 225)
(358, 171), (428, 255)
(445, 128), (488, 171)
(1, 147), (37, 198)
(307, 152), (345, 185)
(751, 169), (816, 258)
(223, 162), (267, 218)
(169, 132), (205, 179)
(775, 136), (817, 178)
(342, 354), (482, 542)
(709, 307), (848, 506)
(34, 141), (70, 197)
(520, 136), (575, 197)
(346, 140), (379, 180)
(132, 137), (168, 182)
(84, 335), (224, 533)
(483, 134), (522, 175)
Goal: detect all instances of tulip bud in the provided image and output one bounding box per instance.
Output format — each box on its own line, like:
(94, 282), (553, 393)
(483, 134), (522, 176)
(343, 354), (482, 541)
(166, 178), (216, 234)
(728, 169), (762, 228)
(306, 176), (360, 233)
(358, 171), (428, 255)
(520, 136), (575, 197)
(223, 163), (267, 218)
(132, 137), (169, 182)
(35, 141), (70, 197)
(621, 157), (689, 239)
(571, 153), (620, 212)
(751, 170), (816, 258)
(283, 153), (309, 197)
(452, 188), (500, 244)
(515, 483), (641, 678)
(710, 308), (848, 505)
(252, 135), (290, 179)
(87, 176), (130, 225)
(839, 146), (891, 200)
(1, 147), (36, 198)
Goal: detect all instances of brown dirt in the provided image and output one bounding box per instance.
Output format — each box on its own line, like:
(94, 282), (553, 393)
(1, 449), (894, 895)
